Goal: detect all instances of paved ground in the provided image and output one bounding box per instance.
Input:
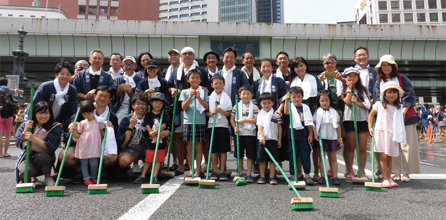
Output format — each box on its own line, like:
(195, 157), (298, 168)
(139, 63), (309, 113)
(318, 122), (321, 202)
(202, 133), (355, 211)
(1, 139), (445, 220)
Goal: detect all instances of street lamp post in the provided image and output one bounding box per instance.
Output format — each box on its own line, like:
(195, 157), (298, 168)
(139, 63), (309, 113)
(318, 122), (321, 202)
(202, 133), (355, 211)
(12, 25), (29, 103)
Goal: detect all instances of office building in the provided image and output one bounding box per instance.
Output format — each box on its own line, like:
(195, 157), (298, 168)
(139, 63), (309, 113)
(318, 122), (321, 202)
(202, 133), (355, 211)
(159, 0), (218, 22)
(256, 0), (283, 23)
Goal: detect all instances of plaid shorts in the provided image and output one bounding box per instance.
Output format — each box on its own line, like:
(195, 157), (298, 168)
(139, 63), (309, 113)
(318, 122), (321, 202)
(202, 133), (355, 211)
(119, 144), (146, 162)
(183, 124), (206, 142)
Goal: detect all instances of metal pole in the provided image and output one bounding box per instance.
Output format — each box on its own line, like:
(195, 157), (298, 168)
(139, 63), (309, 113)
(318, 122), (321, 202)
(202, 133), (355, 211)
(45, 0), (48, 18)
(58, 4), (62, 19)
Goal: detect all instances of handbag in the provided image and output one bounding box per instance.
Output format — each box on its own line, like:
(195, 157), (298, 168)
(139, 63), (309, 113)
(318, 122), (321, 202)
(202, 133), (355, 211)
(398, 74), (415, 121)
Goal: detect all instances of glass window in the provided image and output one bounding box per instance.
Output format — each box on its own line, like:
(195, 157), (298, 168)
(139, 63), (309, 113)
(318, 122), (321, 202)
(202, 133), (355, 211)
(79, 6), (86, 15)
(191, 12), (200, 16)
(442, 0), (446, 8)
(180, 14), (189, 17)
(191, 5), (200, 9)
(443, 12), (446, 21)
(391, 1), (399, 10)
(430, 13), (438, 22)
(202, 11), (207, 15)
(30, 15), (35, 17)
(202, 19), (207, 22)
(202, 4), (207, 8)
(191, 0), (201, 1)
(160, 2), (168, 6)
(417, 13), (426, 22)
(170, 15), (178, 18)
(191, 19), (200, 22)
(416, 0), (424, 9)
(392, 14), (401, 22)
(378, 1), (387, 10)
(170, 8), (178, 12)
(180, 0), (189, 3)
(180, 6), (189, 10)
(403, 1), (411, 9)
(428, 0), (437, 9)
(160, 16), (168, 20)
(170, 1), (179, 5)
(160, 9), (168, 13)
(380, 14), (388, 23)
(405, 13), (413, 22)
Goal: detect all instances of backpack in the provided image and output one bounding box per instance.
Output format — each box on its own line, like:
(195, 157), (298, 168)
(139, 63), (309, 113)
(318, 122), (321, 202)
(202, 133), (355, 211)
(0, 88), (16, 118)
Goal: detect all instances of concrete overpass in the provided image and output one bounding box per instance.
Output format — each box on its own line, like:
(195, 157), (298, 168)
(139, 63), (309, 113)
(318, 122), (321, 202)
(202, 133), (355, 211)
(0, 18), (445, 103)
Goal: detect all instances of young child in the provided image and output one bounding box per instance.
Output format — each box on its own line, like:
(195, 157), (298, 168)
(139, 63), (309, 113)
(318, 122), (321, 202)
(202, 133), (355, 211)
(428, 115), (440, 142)
(179, 69), (209, 177)
(139, 92), (170, 184)
(284, 86), (314, 185)
(72, 100), (106, 186)
(230, 85), (259, 182)
(256, 92), (282, 185)
(368, 81), (406, 188)
(341, 67), (371, 182)
(205, 75), (233, 181)
(313, 90), (342, 185)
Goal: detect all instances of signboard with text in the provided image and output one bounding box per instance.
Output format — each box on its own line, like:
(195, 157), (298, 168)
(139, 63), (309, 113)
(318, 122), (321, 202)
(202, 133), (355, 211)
(211, 41), (259, 56)
(6, 75), (19, 96)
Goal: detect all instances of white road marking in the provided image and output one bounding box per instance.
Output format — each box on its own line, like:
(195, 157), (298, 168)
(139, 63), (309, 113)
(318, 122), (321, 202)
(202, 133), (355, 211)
(118, 176), (184, 220)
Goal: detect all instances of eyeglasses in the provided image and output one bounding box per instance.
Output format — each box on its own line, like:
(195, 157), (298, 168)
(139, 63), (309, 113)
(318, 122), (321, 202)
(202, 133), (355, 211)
(323, 60), (337, 65)
(134, 102), (147, 106)
(124, 63), (135, 67)
(182, 52), (194, 56)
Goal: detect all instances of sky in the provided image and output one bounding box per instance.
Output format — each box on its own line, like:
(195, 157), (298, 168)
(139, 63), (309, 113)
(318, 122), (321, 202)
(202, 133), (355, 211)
(284, 0), (360, 24)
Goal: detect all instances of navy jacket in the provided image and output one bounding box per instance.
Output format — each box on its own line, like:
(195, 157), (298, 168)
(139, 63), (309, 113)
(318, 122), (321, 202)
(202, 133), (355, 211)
(252, 75), (288, 111)
(215, 68), (249, 106)
(74, 69), (116, 96)
(112, 74), (144, 113)
(135, 77), (170, 102)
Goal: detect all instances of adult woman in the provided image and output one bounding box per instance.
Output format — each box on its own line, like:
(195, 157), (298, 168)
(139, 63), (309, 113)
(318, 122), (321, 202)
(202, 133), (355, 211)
(373, 54), (420, 182)
(135, 60), (169, 101)
(15, 101), (62, 186)
(136, 52), (153, 78)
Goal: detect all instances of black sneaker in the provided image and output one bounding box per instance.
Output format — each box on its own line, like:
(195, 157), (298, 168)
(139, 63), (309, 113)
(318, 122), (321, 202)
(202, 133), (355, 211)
(209, 172), (219, 180)
(73, 174), (83, 184)
(152, 176), (159, 184)
(134, 176), (147, 184)
(257, 177), (266, 184)
(305, 177), (315, 185)
(253, 163), (260, 174)
(332, 177), (341, 186)
(317, 177), (326, 184)
(219, 173), (228, 181)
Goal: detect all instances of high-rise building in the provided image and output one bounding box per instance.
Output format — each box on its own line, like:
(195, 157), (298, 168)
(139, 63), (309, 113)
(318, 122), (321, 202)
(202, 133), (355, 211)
(159, 0), (218, 22)
(219, 0), (256, 22)
(256, 0), (283, 23)
(0, 0), (159, 20)
(356, 0), (446, 24)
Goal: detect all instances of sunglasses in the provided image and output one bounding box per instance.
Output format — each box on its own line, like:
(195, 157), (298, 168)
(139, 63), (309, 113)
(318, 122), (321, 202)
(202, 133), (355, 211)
(182, 52), (194, 56)
(323, 60), (337, 65)
(124, 63), (135, 67)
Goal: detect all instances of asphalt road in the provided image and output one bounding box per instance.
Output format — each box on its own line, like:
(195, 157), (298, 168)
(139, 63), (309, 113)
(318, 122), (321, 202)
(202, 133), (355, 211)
(1, 139), (445, 220)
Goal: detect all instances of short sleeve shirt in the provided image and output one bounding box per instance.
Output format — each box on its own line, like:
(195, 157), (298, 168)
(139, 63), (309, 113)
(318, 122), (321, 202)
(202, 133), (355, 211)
(143, 111), (170, 150)
(343, 88), (371, 122)
(257, 112), (282, 141)
(179, 88), (209, 125)
(231, 103), (259, 136)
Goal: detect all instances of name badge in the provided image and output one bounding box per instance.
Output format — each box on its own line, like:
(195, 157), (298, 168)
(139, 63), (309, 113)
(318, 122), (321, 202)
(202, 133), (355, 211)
(86, 73), (90, 83)
(272, 85), (276, 92)
(99, 76), (104, 83)
(49, 94), (55, 102)
(232, 77), (236, 84)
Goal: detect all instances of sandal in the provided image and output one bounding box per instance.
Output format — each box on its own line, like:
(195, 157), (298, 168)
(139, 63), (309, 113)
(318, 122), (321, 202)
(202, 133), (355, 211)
(382, 180), (392, 188)
(169, 164), (179, 171)
(174, 170), (184, 176)
(401, 176), (411, 182)
(389, 179), (398, 187)
(393, 174), (401, 181)
(345, 175), (354, 183)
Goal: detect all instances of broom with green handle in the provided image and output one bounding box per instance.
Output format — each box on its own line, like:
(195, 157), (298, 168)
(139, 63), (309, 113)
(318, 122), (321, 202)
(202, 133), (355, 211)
(163, 91), (179, 178)
(234, 95), (248, 186)
(318, 130), (340, 197)
(287, 91), (305, 190)
(351, 93), (368, 184)
(263, 146), (314, 210)
(185, 96), (200, 186)
(88, 112), (111, 194)
(45, 107), (81, 196)
(365, 118), (383, 192)
(142, 109), (165, 194)
(199, 101), (218, 189)
(16, 84), (36, 193)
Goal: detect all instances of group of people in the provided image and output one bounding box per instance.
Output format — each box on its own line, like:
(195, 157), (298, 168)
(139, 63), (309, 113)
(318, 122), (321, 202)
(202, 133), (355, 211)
(418, 104), (446, 143)
(2, 45), (424, 190)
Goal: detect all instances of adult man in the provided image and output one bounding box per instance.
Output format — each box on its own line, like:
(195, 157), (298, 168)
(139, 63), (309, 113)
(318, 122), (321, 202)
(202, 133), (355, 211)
(167, 46), (212, 174)
(241, 52), (261, 86)
(58, 86), (119, 182)
(32, 61), (78, 125)
(0, 78), (24, 158)
(162, 49), (180, 81)
(74, 49), (116, 101)
(108, 52), (125, 80)
(203, 50), (220, 80)
(216, 46), (249, 105)
(275, 51), (291, 85)
(113, 56), (144, 123)
(354, 47), (378, 101)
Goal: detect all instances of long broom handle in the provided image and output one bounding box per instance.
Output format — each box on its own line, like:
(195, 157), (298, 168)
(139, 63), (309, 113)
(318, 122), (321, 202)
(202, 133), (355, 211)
(318, 130), (330, 188)
(206, 102), (218, 181)
(236, 95), (241, 176)
(264, 146), (302, 198)
(150, 110), (165, 184)
(288, 92), (298, 183)
(191, 96), (196, 179)
(55, 107), (81, 186)
(352, 93), (361, 178)
(96, 112), (111, 184)
(127, 97), (132, 115)
(371, 118), (376, 183)
(24, 84), (35, 183)
(167, 92), (179, 170)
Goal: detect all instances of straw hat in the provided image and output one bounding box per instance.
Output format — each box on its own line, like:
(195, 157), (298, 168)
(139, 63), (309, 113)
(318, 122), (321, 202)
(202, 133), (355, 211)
(375, 54), (398, 73)
(380, 81), (405, 98)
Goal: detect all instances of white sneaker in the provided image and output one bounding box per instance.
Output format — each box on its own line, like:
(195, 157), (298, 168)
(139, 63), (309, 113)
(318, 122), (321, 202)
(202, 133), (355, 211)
(45, 177), (55, 186)
(132, 165), (142, 173)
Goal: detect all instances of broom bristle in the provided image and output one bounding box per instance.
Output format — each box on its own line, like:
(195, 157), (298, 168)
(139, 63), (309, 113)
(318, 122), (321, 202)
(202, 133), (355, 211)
(184, 182), (199, 186)
(365, 187), (383, 192)
(291, 203), (314, 211)
(45, 191), (64, 197)
(235, 179), (248, 186)
(198, 184), (216, 189)
(142, 188), (159, 194)
(319, 192), (340, 198)
(15, 187), (34, 193)
(352, 182), (365, 185)
(288, 185), (305, 190)
(88, 189), (108, 194)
